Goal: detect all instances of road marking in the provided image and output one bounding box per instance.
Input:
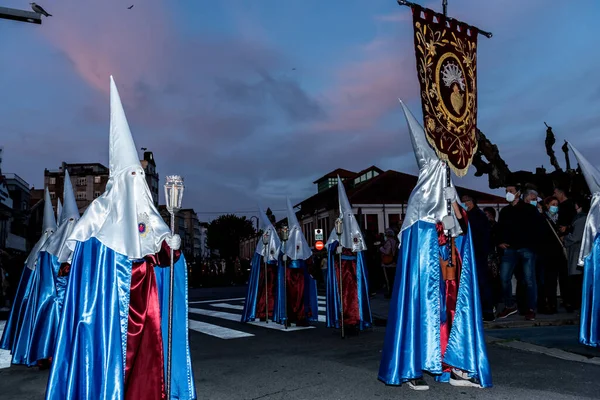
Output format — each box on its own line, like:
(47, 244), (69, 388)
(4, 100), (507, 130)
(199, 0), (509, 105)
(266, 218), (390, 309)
(189, 297), (245, 304)
(496, 340), (600, 366)
(0, 321), (11, 369)
(188, 319), (254, 340)
(189, 309), (314, 332)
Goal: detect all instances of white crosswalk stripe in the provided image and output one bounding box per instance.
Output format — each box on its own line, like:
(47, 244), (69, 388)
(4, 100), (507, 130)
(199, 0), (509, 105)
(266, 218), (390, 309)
(0, 321), (11, 369)
(187, 295), (329, 339)
(188, 319), (254, 339)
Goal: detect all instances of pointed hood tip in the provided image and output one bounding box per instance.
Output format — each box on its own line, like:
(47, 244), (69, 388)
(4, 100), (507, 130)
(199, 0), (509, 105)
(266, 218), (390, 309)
(42, 188), (57, 233)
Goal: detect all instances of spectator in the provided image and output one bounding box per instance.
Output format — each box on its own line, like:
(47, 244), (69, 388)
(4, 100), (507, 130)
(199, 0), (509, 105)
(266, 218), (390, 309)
(320, 253), (328, 288)
(564, 195), (590, 311)
(537, 196), (568, 314)
(461, 195), (494, 321)
(483, 207), (502, 308)
(554, 186), (577, 236)
(379, 229), (398, 299)
(496, 184), (543, 321)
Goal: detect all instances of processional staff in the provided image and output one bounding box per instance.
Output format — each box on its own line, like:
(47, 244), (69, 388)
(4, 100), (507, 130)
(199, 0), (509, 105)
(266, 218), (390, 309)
(335, 217), (345, 339)
(164, 175), (185, 399)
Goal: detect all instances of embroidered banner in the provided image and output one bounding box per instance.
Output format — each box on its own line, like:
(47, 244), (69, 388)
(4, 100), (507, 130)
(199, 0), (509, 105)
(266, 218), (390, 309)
(411, 5), (479, 177)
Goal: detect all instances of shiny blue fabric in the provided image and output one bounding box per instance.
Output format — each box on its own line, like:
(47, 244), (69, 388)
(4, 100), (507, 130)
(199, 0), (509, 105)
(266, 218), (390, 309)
(325, 241), (372, 330)
(241, 253), (278, 322)
(155, 255), (197, 399)
(28, 252), (62, 364)
(273, 259), (319, 324)
(0, 265), (34, 364)
(378, 221), (492, 387)
(46, 238), (132, 400)
(580, 235), (600, 347)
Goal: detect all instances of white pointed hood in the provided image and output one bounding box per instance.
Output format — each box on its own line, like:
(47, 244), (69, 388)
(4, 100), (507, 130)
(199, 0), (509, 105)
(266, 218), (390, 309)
(325, 176), (366, 251)
(41, 170), (81, 263)
(398, 100), (461, 243)
(568, 142), (600, 266)
(56, 198), (63, 226)
(254, 206), (281, 262)
(66, 76), (171, 259)
(283, 198), (312, 260)
(25, 188), (57, 270)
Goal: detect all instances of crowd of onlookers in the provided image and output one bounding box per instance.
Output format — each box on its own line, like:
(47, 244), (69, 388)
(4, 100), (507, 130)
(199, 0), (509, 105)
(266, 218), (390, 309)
(463, 184), (588, 322)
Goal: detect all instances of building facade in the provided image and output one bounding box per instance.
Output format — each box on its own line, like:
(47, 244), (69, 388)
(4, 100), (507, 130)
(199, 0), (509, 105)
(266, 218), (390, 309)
(44, 151), (159, 214)
(140, 151), (159, 206)
(239, 165), (507, 259)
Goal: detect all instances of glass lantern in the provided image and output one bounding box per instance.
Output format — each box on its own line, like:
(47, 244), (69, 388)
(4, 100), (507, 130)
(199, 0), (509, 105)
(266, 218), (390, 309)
(164, 175), (184, 213)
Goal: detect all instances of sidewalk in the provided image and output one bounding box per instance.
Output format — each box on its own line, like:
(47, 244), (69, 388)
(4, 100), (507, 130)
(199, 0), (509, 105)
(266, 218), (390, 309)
(369, 293), (580, 329)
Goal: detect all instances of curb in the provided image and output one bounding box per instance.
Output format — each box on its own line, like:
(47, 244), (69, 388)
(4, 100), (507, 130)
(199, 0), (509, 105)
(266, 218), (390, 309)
(371, 314), (579, 329)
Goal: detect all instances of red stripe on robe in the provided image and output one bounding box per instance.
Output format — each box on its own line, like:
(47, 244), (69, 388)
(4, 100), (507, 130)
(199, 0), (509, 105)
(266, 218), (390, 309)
(125, 242), (180, 400)
(256, 263), (277, 320)
(334, 249), (360, 326)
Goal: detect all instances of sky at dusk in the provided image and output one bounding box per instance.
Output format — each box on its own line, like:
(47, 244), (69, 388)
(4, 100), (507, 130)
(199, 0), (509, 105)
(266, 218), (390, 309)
(1, 0), (599, 221)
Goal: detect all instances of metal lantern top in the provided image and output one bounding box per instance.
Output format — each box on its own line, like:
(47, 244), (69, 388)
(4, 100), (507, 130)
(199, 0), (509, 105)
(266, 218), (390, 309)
(335, 217), (343, 236)
(164, 175), (184, 213)
(279, 225), (289, 242)
(262, 231), (270, 245)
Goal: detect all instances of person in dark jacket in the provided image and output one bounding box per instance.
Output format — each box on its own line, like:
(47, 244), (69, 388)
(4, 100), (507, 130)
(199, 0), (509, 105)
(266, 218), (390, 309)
(496, 184), (544, 321)
(461, 194), (494, 321)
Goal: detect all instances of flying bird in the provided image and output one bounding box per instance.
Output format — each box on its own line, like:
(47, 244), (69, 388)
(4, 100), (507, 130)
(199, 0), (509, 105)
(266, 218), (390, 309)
(30, 2), (52, 17)
(128, 5), (134, 9)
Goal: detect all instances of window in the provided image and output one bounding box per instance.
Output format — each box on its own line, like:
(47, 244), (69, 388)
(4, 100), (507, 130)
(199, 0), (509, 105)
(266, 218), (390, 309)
(94, 191), (101, 198)
(94, 176), (101, 184)
(49, 177), (56, 185)
(76, 191), (87, 200)
(303, 221), (314, 244)
(77, 177), (87, 186)
(50, 192), (56, 200)
(388, 214), (401, 230)
(365, 214), (379, 234)
(317, 217), (329, 238)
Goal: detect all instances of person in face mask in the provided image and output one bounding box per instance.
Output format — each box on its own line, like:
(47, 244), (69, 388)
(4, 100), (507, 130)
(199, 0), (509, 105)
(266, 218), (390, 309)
(541, 196), (570, 312)
(460, 194), (494, 321)
(496, 185), (544, 321)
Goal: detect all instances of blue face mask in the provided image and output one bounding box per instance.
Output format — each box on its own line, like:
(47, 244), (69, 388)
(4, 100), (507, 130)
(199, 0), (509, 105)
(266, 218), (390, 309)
(460, 203), (468, 210)
(530, 200), (537, 207)
(549, 205), (559, 214)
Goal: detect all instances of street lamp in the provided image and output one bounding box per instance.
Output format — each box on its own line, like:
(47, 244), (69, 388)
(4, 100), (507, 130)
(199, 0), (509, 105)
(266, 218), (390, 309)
(249, 215), (259, 232)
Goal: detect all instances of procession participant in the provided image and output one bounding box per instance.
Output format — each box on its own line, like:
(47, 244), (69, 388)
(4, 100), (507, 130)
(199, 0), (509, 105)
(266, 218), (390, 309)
(568, 143), (600, 347)
(45, 76), (196, 400)
(378, 101), (491, 390)
(325, 176), (372, 334)
(241, 207), (280, 323)
(0, 189), (56, 365)
(273, 198), (318, 326)
(28, 170), (79, 368)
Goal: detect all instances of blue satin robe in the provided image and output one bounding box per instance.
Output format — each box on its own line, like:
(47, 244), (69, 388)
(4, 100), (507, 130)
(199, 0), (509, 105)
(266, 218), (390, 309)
(273, 259), (319, 324)
(241, 253), (279, 322)
(325, 241), (372, 330)
(378, 221), (492, 387)
(580, 236), (600, 347)
(27, 252), (62, 364)
(0, 264), (35, 364)
(45, 238), (196, 400)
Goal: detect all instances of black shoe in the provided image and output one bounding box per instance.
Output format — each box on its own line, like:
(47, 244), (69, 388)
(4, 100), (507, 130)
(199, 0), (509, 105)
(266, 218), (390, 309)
(407, 378), (429, 391)
(449, 368), (481, 388)
(483, 312), (496, 322)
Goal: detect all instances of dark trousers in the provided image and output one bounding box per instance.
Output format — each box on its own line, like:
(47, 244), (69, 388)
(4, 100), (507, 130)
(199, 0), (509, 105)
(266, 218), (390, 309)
(569, 274), (583, 309)
(500, 248), (537, 311)
(476, 255), (494, 314)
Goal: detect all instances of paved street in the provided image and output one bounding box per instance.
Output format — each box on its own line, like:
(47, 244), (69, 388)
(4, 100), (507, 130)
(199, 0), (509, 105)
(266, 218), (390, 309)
(2, 287), (600, 399)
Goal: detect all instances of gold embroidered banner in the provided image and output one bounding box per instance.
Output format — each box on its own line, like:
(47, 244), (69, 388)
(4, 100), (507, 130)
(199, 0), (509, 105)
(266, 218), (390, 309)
(411, 5), (479, 177)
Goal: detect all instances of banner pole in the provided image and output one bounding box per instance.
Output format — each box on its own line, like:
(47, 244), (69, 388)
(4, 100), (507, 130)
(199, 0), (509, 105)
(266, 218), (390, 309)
(396, 0), (493, 38)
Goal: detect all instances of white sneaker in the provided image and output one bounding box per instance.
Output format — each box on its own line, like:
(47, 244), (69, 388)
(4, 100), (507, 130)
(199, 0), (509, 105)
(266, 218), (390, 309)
(407, 378), (429, 391)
